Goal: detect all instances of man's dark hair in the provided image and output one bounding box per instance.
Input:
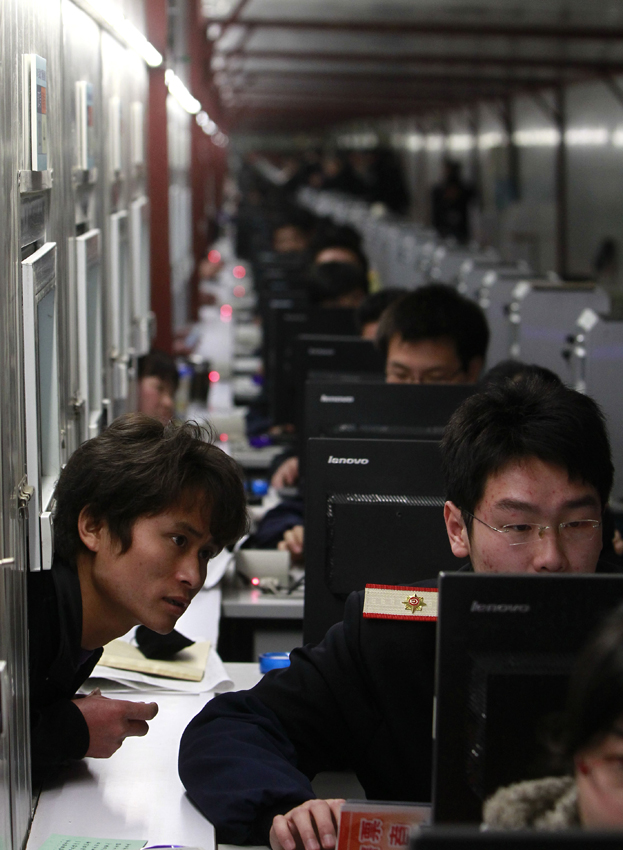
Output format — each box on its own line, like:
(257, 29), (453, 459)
(307, 262), (369, 306)
(138, 349), (179, 392)
(53, 413), (249, 564)
(440, 376), (613, 533)
(355, 288), (406, 332)
(480, 359), (562, 390)
(376, 284), (489, 370)
(562, 603), (623, 758)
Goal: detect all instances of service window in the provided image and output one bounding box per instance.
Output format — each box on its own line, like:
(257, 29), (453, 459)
(109, 209), (130, 401)
(22, 242), (59, 570)
(130, 196), (151, 356)
(76, 228), (103, 440)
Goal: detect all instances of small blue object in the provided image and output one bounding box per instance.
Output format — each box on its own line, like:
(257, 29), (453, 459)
(249, 434), (272, 448)
(251, 478), (269, 496)
(259, 652), (291, 673)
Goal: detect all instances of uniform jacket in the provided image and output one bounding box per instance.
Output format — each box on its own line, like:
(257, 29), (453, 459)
(179, 585), (438, 845)
(28, 556), (102, 780)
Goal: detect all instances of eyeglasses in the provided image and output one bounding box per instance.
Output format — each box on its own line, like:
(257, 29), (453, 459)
(462, 511), (602, 547)
(387, 365), (465, 384)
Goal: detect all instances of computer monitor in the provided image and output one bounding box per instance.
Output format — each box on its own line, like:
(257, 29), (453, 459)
(293, 337), (385, 441)
(304, 437), (457, 644)
(412, 828), (623, 849)
(267, 308), (359, 424)
(305, 381), (475, 442)
(432, 573), (623, 825)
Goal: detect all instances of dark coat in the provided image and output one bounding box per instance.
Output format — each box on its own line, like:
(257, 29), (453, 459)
(179, 586), (438, 845)
(28, 557), (102, 780)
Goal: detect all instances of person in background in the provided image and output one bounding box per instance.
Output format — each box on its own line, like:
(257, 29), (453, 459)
(310, 226), (369, 274)
(138, 349), (179, 424)
(30, 414), (248, 781)
(272, 210), (316, 255)
(307, 262), (369, 309)
(355, 288), (406, 340)
(484, 602), (623, 829)
(272, 283), (489, 557)
(431, 158), (475, 243)
(377, 284), (488, 384)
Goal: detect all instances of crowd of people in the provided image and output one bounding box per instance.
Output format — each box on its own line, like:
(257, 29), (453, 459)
(28, 157), (623, 844)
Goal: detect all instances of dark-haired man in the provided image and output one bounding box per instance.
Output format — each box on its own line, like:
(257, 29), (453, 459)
(179, 377), (616, 849)
(29, 413), (248, 780)
(377, 284), (488, 384)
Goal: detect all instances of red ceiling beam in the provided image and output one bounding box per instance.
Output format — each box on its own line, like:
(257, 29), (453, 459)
(222, 49), (623, 72)
(228, 17), (623, 40)
(234, 71), (566, 88)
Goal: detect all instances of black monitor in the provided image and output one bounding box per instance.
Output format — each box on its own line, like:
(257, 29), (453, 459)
(432, 573), (623, 825)
(303, 437), (457, 644)
(267, 308), (359, 424)
(293, 337), (385, 441)
(412, 828), (623, 849)
(304, 381), (475, 443)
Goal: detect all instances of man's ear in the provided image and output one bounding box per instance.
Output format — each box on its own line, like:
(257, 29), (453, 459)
(77, 507), (105, 553)
(465, 355), (484, 383)
(444, 501), (471, 559)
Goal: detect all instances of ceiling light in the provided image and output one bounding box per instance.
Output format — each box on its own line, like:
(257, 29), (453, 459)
(80, 0), (162, 66)
(165, 69), (202, 115)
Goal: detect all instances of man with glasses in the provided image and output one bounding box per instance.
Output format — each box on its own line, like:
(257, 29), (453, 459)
(179, 377), (615, 849)
(378, 284), (488, 385)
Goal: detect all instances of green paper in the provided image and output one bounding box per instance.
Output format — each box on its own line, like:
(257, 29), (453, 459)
(38, 835), (147, 850)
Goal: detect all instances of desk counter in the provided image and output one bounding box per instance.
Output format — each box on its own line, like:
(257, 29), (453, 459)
(26, 663), (262, 850)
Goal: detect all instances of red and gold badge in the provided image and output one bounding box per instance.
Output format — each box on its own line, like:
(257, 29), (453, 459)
(403, 593), (426, 614)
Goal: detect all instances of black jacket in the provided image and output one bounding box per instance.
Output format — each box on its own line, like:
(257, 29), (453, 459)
(28, 557), (102, 780)
(179, 586), (438, 845)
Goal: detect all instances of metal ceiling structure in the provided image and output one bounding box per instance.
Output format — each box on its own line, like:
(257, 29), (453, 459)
(196, 0), (623, 134)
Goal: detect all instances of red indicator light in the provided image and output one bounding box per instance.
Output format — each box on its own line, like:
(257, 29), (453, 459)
(208, 249), (221, 263)
(208, 370), (220, 382)
(233, 285), (246, 298)
(233, 265), (246, 279)
(220, 304), (233, 317)
(251, 577), (260, 586)
(219, 433), (229, 442)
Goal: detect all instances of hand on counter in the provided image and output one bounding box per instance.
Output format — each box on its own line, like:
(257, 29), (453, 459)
(277, 524), (305, 564)
(271, 456), (300, 489)
(73, 689), (159, 758)
(270, 798), (345, 850)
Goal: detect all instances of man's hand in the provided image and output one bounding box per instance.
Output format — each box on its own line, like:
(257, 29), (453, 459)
(270, 799), (345, 850)
(278, 525), (304, 564)
(72, 690), (159, 758)
(271, 456), (300, 489)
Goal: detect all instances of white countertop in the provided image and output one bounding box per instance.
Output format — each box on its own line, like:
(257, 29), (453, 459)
(27, 663), (262, 850)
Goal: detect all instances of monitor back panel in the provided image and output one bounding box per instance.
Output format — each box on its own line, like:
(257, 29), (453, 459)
(305, 381), (475, 443)
(304, 437), (456, 644)
(433, 573), (623, 825)
(267, 309), (359, 423)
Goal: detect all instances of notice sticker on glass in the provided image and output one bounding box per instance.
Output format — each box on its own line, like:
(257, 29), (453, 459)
(25, 54), (48, 171)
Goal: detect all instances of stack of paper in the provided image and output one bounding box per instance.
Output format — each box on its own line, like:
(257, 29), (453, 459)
(85, 639), (233, 695)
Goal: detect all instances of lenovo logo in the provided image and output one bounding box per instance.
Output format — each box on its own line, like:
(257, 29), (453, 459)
(470, 601), (531, 614)
(328, 455), (369, 465)
(320, 394), (355, 403)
